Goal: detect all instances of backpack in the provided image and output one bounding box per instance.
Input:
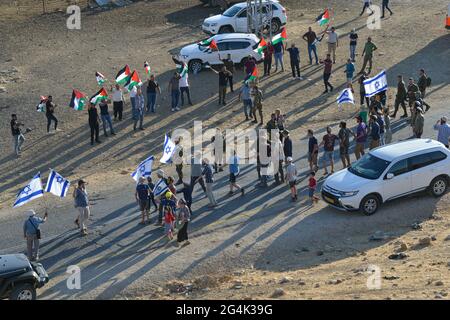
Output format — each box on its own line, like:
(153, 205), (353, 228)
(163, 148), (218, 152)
(426, 77), (432, 87)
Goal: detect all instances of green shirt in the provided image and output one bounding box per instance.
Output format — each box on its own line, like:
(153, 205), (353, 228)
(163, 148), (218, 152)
(363, 42), (377, 56)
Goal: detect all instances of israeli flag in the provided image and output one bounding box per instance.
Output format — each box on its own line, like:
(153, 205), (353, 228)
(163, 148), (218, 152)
(160, 134), (176, 164)
(13, 173), (44, 208)
(45, 169), (70, 198)
(364, 70), (388, 97)
(131, 155), (154, 182)
(336, 88), (355, 105)
(153, 178), (169, 197)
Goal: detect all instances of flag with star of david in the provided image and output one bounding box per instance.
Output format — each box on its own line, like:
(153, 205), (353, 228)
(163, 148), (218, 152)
(13, 172), (44, 208)
(45, 169), (70, 198)
(363, 70), (388, 97)
(131, 155), (154, 182)
(160, 134), (176, 164)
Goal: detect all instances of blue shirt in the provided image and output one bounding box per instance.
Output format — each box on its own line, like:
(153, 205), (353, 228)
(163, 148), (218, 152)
(229, 156), (240, 175)
(23, 216), (45, 236)
(345, 62), (355, 78)
(273, 41), (283, 53)
(240, 84), (251, 100)
(74, 188), (89, 208)
(287, 47), (299, 62)
(202, 164), (214, 183)
(161, 198), (176, 211)
(136, 183), (149, 201)
(370, 121), (380, 140)
(434, 123), (450, 146)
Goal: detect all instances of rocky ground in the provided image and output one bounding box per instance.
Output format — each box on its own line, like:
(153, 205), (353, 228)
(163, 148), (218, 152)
(0, 0), (449, 300)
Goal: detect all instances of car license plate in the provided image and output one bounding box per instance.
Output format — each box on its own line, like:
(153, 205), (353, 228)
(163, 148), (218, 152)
(324, 196), (335, 204)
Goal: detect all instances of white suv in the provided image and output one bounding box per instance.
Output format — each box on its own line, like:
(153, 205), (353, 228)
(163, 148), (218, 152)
(178, 33), (263, 73)
(322, 139), (450, 215)
(202, 0), (287, 35)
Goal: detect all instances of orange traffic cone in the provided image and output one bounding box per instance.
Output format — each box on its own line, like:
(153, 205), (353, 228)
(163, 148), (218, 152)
(447, 4), (450, 29)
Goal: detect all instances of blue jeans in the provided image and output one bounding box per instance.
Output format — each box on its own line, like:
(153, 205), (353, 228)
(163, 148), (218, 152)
(274, 52), (284, 71)
(130, 97), (136, 119)
(147, 92), (157, 112)
(101, 114), (114, 135)
(171, 90), (180, 110)
(243, 99), (252, 118)
(308, 44), (318, 64)
(350, 44), (356, 61)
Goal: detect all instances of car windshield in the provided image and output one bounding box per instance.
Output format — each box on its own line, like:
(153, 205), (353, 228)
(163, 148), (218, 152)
(223, 5), (242, 17)
(348, 154), (391, 180)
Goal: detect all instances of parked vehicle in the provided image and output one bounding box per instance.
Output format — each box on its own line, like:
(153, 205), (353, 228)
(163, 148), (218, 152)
(322, 139), (450, 215)
(178, 33), (263, 73)
(0, 254), (49, 300)
(202, 0), (287, 35)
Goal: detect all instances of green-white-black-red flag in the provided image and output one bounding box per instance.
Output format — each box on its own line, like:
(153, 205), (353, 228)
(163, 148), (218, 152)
(69, 89), (87, 111)
(115, 65), (131, 85)
(90, 88), (108, 105)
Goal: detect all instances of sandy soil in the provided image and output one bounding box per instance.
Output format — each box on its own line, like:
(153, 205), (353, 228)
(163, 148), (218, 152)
(0, 0), (449, 300)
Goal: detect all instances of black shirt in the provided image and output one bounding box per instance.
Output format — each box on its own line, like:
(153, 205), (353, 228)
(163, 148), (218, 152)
(88, 107), (99, 124)
(11, 119), (21, 135)
(303, 31), (317, 45)
(350, 33), (358, 46)
(308, 136), (318, 154)
(219, 71), (230, 86)
(99, 102), (109, 115)
(221, 59), (235, 73)
(45, 101), (55, 116)
(147, 80), (159, 93)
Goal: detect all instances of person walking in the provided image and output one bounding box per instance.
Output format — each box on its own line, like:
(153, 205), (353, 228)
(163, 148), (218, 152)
(407, 77), (420, 110)
(228, 151), (245, 196)
(147, 176), (158, 212)
(263, 42), (274, 76)
(45, 95), (58, 134)
(392, 75), (408, 118)
(251, 84), (264, 124)
(359, 37), (377, 74)
(344, 58), (355, 91)
(220, 54), (235, 92)
(99, 100), (115, 137)
(354, 115), (367, 159)
(307, 129), (319, 172)
(146, 74), (161, 113)
(10, 114), (25, 157)
(413, 107), (424, 138)
(244, 55), (256, 76)
(129, 85), (138, 120)
(359, 73), (370, 108)
(88, 103), (101, 145)
(163, 193), (176, 241)
(168, 72), (181, 112)
(273, 39), (285, 72)
(135, 177), (150, 225)
(302, 27), (319, 65)
(360, 0), (375, 16)
(285, 157), (298, 202)
(179, 71), (193, 107)
(190, 154), (207, 194)
(368, 115), (381, 150)
(326, 27), (339, 64)
(73, 179), (90, 236)
(200, 158), (217, 207)
(238, 81), (253, 121)
(434, 117), (450, 148)
(178, 182), (193, 212)
(210, 66), (232, 106)
(176, 199), (191, 246)
(383, 107), (393, 144)
(417, 69), (429, 98)
(319, 126), (338, 175)
(287, 43), (302, 79)
(283, 129), (293, 160)
(308, 171), (320, 204)
(349, 29), (358, 62)
(376, 109), (386, 145)
(381, 0), (393, 18)
(320, 54), (334, 94)
(23, 210), (47, 261)
(133, 86), (145, 131)
(338, 121), (352, 168)
(111, 84), (124, 121)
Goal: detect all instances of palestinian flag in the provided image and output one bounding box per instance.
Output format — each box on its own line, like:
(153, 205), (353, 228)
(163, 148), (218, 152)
(177, 62), (188, 77)
(245, 67), (258, 84)
(271, 27), (287, 45)
(69, 89), (87, 111)
(316, 9), (330, 26)
(96, 72), (106, 86)
(36, 96), (47, 112)
(199, 38), (218, 51)
(144, 61), (151, 76)
(124, 70), (143, 91)
(253, 37), (268, 54)
(115, 65), (131, 85)
(90, 88), (108, 105)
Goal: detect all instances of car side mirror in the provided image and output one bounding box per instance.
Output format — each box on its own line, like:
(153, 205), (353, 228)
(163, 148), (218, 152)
(386, 173), (394, 180)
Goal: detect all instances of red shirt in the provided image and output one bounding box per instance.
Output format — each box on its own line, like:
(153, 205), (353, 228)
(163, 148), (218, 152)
(164, 210), (175, 224)
(309, 177), (317, 189)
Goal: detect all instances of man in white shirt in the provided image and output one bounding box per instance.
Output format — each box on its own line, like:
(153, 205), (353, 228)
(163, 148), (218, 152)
(111, 84), (124, 121)
(129, 85), (138, 120)
(326, 27), (339, 64)
(179, 73), (193, 107)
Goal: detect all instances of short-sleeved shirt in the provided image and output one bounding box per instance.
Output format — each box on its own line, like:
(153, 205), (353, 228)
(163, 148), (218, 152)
(308, 136), (318, 154)
(356, 122), (367, 143)
(229, 156), (240, 175)
(136, 183), (150, 201)
(99, 102), (109, 115)
(338, 128), (351, 146)
(303, 31), (317, 45)
(363, 42), (377, 56)
(179, 74), (189, 88)
(11, 119), (21, 135)
(349, 33), (358, 46)
(345, 63), (355, 78)
(322, 134), (338, 152)
(240, 85), (251, 100)
(112, 88), (123, 102)
(45, 101), (55, 115)
(219, 71), (230, 86)
(221, 59), (235, 73)
(323, 59), (333, 74)
(273, 41), (283, 53)
(202, 164), (214, 183)
(169, 77), (180, 91)
(327, 31), (338, 44)
(370, 122), (380, 140)
(287, 47), (300, 63)
(286, 163), (297, 182)
(129, 86), (138, 98)
(147, 80), (159, 93)
(309, 177), (317, 189)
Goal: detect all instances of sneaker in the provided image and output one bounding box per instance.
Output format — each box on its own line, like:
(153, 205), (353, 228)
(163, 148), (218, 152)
(111, 132), (116, 135)
(182, 240), (191, 246)
(171, 108), (175, 112)
(175, 107), (180, 111)
(241, 188), (245, 196)
(322, 90), (328, 94)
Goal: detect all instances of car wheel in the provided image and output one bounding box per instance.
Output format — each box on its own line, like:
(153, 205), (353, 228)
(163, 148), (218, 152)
(270, 19), (281, 34)
(10, 283), (36, 300)
(188, 60), (202, 74)
(430, 176), (448, 197)
(219, 25), (233, 34)
(360, 194), (380, 216)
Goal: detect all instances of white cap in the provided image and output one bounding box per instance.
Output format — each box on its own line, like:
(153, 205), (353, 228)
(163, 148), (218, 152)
(286, 157), (293, 162)
(26, 210), (36, 217)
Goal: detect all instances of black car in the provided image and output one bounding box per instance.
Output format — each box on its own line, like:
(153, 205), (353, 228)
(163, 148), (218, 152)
(0, 254), (49, 300)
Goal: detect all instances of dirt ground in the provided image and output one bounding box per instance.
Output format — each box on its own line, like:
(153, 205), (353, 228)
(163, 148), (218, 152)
(0, 0), (449, 299)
